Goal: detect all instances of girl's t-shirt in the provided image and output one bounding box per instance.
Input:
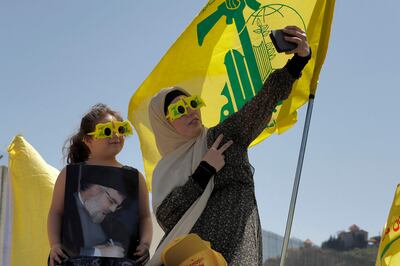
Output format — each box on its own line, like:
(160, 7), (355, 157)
(61, 163), (139, 259)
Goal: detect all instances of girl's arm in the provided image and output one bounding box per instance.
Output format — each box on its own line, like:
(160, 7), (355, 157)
(47, 168), (67, 266)
(133, 172), (153, 264)
(137, 172), (152, 248)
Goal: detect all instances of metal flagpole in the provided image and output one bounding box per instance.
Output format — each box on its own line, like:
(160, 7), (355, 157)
(279, 94), (315, 266)
(279, 0), (335, 263)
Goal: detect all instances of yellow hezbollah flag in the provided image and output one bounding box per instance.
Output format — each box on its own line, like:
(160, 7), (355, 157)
(376, 185), (400, 266)
(7, 135), (59, 266)
(128, 0), (335, 190)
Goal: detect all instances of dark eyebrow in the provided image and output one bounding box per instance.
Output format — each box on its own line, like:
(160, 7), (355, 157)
(103, 189), (118, 205)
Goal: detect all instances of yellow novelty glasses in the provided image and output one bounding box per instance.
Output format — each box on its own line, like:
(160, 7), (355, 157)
(87, 120), (133, 139)
(166, 95), (206, 121)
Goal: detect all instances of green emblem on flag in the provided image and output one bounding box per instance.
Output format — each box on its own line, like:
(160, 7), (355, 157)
(197, 1), (305, 128)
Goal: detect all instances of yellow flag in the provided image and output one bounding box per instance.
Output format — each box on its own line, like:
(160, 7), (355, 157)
(128, 0), (336, 190)
(7, 135), (59, 266)
(376, 185), (400, 266)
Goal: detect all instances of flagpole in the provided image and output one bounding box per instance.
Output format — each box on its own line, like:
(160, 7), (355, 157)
(279, 94), (315, 266)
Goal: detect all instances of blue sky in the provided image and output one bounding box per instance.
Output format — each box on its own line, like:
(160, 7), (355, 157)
(1, 0), (399, 246)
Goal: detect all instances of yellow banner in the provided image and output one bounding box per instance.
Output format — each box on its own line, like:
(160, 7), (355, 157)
(7, 135), (59, 266)
(376, 185), (400, 266)
(128, 0), (336, 190)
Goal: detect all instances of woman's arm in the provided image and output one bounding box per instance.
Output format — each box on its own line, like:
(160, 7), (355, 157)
(155, 161), (218, 232)
(47, 168), (68, 266)
(209, 58), (306, 148)
(155, 177), (205, 233)
(209, 27), (311, 148)
(155, 136), (231, 232)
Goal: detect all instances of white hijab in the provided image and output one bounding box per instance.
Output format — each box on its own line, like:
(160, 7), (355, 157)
(147, 87), (214, 265)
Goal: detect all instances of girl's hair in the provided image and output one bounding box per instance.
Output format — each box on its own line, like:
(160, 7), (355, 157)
(63, 103), (123, 164)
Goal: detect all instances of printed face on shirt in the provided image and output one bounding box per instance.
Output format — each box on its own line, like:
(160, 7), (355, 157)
(83, 184), (125, 223)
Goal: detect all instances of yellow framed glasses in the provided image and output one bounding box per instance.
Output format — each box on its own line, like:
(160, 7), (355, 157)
(166, 95), (206, 121)
(87, 120), (133, 139)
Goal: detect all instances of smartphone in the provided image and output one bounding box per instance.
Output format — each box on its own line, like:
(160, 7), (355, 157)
(269, 29), (297, 53)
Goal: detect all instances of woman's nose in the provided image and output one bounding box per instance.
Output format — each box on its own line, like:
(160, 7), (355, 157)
(187, 108), (196, 116)
(109, 203), (118, 212)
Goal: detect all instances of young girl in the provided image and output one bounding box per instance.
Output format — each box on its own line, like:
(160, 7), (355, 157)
(48, 103), (152, 266)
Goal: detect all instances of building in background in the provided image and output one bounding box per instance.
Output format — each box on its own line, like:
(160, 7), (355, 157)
(262, 230), (304, 261)
(322, 224), (369, 251)
(338, 224), (368, 250)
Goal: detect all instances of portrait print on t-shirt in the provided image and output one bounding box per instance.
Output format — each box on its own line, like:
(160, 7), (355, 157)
(62, 164), (139, 258)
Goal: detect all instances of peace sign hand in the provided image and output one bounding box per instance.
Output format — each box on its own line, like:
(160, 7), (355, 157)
(203, 134), (234, 172)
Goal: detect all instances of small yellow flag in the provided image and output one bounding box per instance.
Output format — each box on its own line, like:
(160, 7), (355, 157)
(376, 185), (400, 266)
(7, 135), (59, 266)
(128, 0), (336, 190)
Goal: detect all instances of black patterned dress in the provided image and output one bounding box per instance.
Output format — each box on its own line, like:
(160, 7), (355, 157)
(156, 55), (310, 265)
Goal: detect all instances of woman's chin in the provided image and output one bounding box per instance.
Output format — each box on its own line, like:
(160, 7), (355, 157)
(188, 124), (203, 138)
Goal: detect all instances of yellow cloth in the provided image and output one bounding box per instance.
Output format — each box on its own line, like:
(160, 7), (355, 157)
(128, 0), (336, 190)
(376, 184), (400, 266)
(7, 135), (59, 266)
(161, 234), (227, 266)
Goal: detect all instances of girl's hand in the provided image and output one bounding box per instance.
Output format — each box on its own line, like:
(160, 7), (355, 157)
(49, 243), (67, 266)
(203, 134), (234, 172)
(133, 243), (150, 266)
(282, 26), (311, 57)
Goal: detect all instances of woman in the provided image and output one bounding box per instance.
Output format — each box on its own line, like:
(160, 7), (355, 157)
(148, 26), (311, 265)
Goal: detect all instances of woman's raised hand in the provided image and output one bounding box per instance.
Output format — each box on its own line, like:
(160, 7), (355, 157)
(282, 25), (310, 57)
